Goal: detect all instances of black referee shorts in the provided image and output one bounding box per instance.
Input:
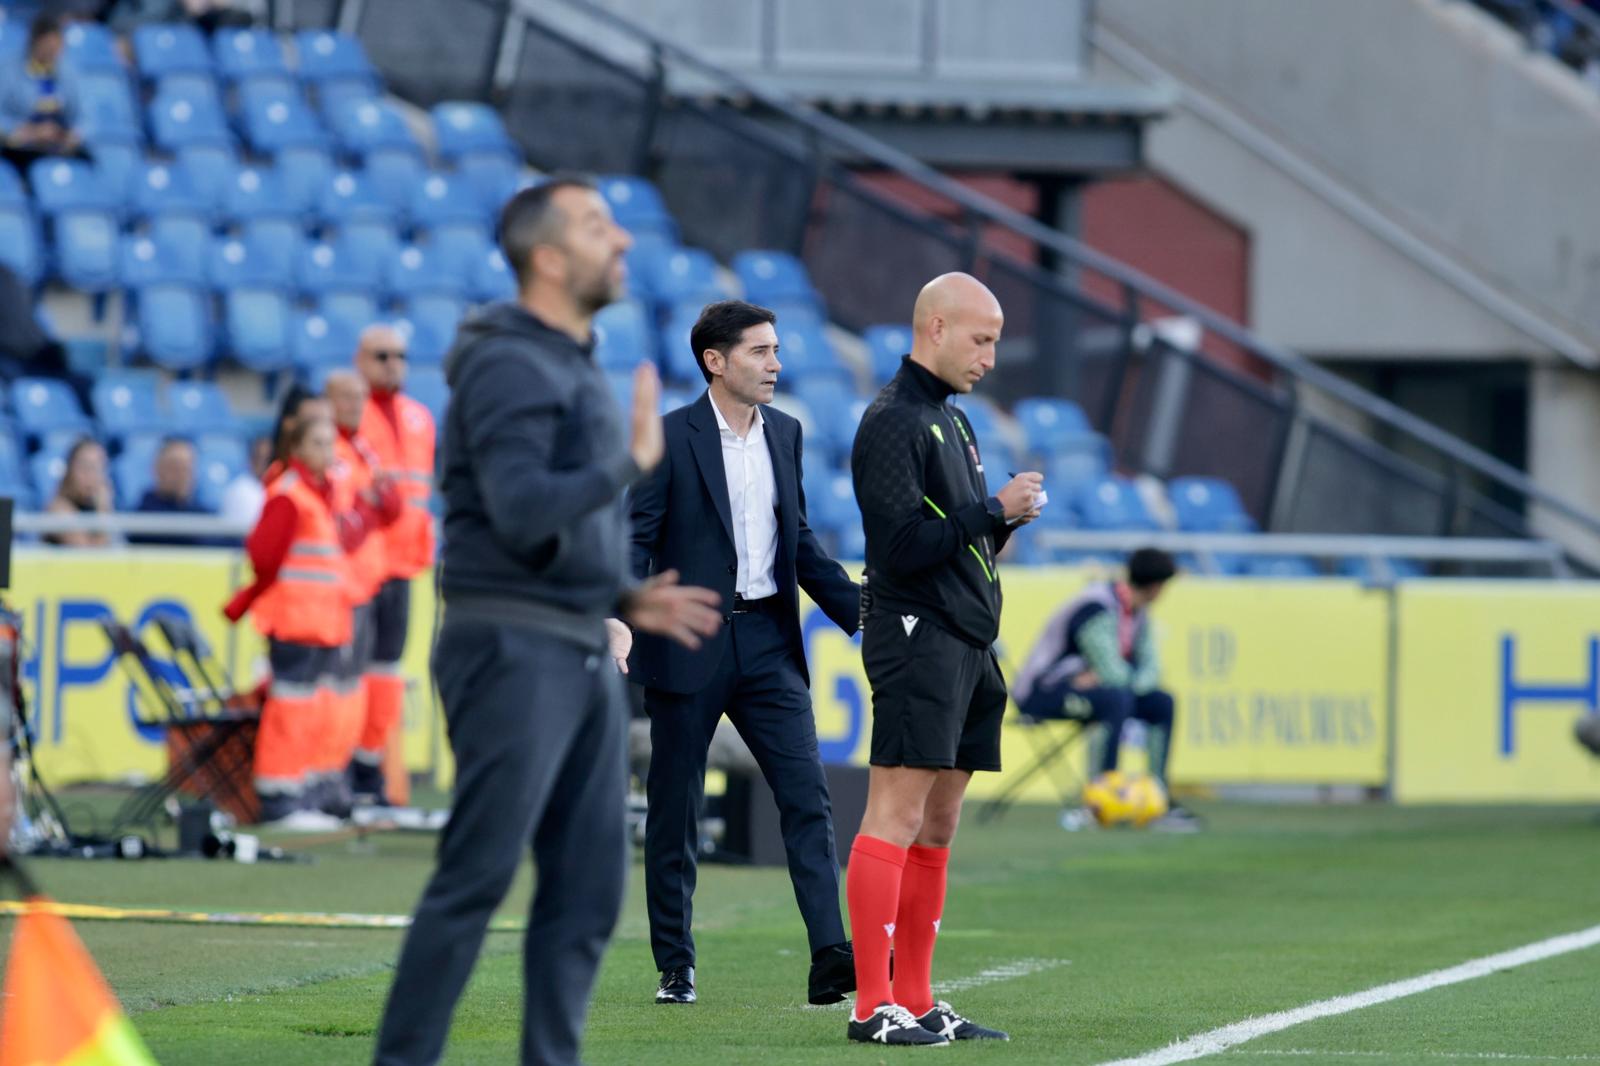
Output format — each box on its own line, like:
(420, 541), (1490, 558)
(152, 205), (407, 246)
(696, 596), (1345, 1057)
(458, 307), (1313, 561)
(861, 612), (1006, 773)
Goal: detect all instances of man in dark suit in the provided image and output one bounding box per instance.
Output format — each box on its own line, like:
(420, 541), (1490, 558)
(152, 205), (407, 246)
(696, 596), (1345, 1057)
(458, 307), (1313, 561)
(629, 300), (862, 1007)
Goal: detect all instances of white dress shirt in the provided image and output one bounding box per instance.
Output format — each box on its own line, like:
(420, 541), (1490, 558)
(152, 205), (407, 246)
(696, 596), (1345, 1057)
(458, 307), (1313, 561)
(709, 394), (779, 599)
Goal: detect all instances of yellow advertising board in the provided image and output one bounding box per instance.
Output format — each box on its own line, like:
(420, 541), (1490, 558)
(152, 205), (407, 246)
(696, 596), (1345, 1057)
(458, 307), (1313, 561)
(802, 568), (1391, 800)
(12, 548), (440, 788)
(1394, 582), (1600, 803)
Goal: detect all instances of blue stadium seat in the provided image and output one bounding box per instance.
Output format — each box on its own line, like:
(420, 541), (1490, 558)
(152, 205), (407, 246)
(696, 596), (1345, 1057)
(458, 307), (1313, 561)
(149, 90), (233, 150)
(474, 247), (515, 303)
(193, 445), (236, 510)
(46, 192), (119, 293)
(240, 82), (328, 154)
(212, 28), (289, 82)
(409, 171), (485, 230)
(75, 71), (142, 144)
(31, 450), (73, 504)
(11, 378), (91, 439)
(593, 300), (654, 372)
(422, 222), (492, 278)
(0, 19), (25, 67)
(133, 284), (214, 370)
(290, 309), (361, 371)
(89, 141), (140, 201)
(453, 151), (525, 216)
(92, 374), (166, 440)
(406, 366), (449, 425)
(332, 220), (401, 277)
(953, 396), (1006, 448)
(364, 147), (426, 213)
(622, 232), (674, 302)
(297, 236), (383, 298)
(111, 450), (156, 509)
(810, 473), (860, 543)
(222, 163), (295, 222)
(658, 306), (705, 385)
(0, 427), (26, 489)
(294, 30), (375, 84)
(131, 160), (209, 223)
(274, 147), (334, 214)
(396, 295), (466, 367)
(197, 431), (248, 474)
(1046, 437), (1111, 492)
(598, 175), (676, 241)
(431, 102), (513, 160)
(133, 23), (212, 79)
(326, 97), (419, 157)
(61, 21), (122, 74)
(175, 145), (237, 213)
(0, 160), (23, 204)
(639, 247), (725, 308)
(28, 158), (113, 214)
(169, 382), (239, 436)
(317, 169), (389, 226)
(1168, 476), (1255, 534)
(0, 205), (42, 285)
(1073, 476), (1161, 532)
(775, 323), (844, 382)
(1243, 556), (1320, 579)
(604, 369), (633, 413)
(119, 231), (209, 288)
(1014, 397), (1093, 455)
(222, 287), (294, 372)
(209, 233), (287, 290)
(861, 324), (911, 383)
(386, 244), (467, 300)
(152, 71), (222, 106)
(733, 250), (818, 309)
(314, 75), (381, 116)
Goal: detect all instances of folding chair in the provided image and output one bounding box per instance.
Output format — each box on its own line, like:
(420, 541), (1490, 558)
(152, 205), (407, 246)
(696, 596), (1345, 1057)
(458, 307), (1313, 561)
(100, 616), (262, 830)
(977, 703), (1094, 824)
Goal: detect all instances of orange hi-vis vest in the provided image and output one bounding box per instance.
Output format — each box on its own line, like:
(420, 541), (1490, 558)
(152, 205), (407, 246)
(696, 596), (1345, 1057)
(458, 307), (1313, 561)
(361, 391), (436, 579)
(250, 470), (354, 647)
(331, 431), (389, 604)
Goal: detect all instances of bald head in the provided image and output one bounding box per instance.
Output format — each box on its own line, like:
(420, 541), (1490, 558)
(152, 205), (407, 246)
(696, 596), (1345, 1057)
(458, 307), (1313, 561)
(909, 272), (1004, 394)
(324, 370), (369, 431)
(355, 323), (407, 393)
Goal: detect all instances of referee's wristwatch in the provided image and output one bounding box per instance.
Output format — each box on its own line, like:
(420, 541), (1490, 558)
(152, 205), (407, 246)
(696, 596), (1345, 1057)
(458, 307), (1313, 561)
(984, 495), (1007, 527)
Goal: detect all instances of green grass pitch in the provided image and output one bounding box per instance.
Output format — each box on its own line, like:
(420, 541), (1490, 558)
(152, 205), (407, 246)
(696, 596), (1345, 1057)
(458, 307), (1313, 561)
(3, 800), (1597, 1065)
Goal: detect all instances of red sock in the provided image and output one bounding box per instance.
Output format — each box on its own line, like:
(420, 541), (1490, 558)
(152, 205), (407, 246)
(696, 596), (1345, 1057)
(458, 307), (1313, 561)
(892, 845), (949, 1015)
(847, 834), (907, 1020)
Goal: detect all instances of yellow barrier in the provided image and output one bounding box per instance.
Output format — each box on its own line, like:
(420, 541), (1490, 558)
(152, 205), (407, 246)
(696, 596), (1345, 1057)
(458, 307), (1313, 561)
(1394, 581), (1600, 803)
(803, 568), (1391, 800)
(19, 550), (1591, 805)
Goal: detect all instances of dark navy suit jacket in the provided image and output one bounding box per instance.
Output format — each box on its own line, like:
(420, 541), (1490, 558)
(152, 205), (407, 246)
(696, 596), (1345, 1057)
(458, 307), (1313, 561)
(627, 390), (860, 695)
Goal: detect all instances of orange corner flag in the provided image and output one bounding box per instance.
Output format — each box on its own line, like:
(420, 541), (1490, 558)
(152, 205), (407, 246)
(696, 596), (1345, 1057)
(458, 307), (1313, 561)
(1, 894), (160, 1066)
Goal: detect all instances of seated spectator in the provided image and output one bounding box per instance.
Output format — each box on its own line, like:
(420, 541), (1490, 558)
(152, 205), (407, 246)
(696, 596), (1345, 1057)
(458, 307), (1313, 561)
(0, 14), (84, 175)
(45, 437), (115, 548)
(220, 434), (272, 529)
(105, 0), (254, 35)
(130, 436), (215, 545)
(1012, 547), (1200, 830)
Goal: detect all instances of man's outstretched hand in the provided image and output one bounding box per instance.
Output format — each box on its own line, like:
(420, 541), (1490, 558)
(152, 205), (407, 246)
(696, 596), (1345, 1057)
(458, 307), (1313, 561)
(623, 570), (722, 650)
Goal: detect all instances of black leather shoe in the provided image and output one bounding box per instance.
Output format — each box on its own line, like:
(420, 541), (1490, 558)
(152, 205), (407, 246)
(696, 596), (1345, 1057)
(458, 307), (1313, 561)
(808, 941), (856, 1005)
(655, 965), (696, 1004)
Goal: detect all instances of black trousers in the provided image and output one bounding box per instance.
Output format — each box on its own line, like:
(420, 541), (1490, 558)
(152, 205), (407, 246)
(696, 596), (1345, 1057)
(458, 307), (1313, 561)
(374, 618), (628, 1066)
(643, 606), (845, 972)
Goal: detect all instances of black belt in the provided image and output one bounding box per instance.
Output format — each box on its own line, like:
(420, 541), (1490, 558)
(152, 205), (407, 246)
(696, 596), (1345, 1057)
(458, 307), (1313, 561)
(731, 593), (778, 614)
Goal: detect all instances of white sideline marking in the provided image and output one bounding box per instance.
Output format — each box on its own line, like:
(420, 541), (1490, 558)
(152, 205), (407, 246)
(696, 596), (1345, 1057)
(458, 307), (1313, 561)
(934, 956), (1070, 994)
(1096, 924), (1600, 1066)
(799, 956), (1070, 1010)
(1234, 1053), (1600, 1062)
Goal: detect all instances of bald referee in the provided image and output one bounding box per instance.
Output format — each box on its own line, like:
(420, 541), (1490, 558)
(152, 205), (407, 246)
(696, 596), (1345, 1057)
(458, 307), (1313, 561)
(843, 273), (1041, 1046)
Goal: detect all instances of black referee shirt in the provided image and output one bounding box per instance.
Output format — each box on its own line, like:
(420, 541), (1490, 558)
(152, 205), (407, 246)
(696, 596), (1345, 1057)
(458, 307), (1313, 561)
(851, 356), (1012, 649)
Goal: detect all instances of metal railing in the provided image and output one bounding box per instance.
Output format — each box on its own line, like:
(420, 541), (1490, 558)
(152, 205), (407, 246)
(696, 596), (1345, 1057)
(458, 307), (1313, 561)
(308, 0), (1600, 566)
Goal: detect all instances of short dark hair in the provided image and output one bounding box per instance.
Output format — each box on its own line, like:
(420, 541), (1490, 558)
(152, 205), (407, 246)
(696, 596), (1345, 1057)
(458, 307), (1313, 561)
(688, 300), (777, 384)
(1128, 547), (1178, 590)
(29, 13), (63, 48)
(497, 174), (598, 290)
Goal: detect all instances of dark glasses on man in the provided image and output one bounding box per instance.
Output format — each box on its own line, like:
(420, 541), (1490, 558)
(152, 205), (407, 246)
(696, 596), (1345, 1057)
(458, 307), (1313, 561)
(372, 349), (407, 362)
